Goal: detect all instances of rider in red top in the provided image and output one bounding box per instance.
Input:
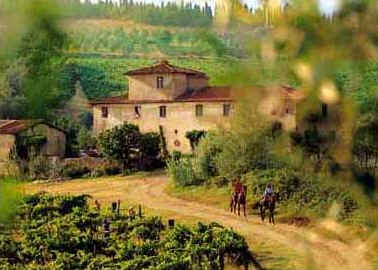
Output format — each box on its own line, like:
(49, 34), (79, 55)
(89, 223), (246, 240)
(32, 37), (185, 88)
(232, 178), (243, 194)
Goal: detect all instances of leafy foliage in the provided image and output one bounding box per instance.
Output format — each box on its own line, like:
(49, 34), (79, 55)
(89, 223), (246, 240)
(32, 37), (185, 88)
(0, 193), (255, 269)
(243, 168), (359, 220)
(0, 0), (69, 120)
(98, 123), (161, 172)
(77, 127), (97, 151)
(167, 156), (202, 187)
(352, 109), (378, 174)
(53, 116), (80, 157)
(185, 130), (207, 151)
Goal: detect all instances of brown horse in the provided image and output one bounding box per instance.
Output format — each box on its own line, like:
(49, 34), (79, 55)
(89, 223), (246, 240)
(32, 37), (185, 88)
(230, 185), (247, 217)
(259, 192), (278, 224)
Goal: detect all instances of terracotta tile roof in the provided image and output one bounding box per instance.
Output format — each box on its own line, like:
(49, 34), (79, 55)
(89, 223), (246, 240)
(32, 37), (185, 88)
(0, 120), (41, 135)
(89, 87), (233, 105)
(89, 86), (304, 105)
(176, 86), (233, 101)
(125, 60), (209, 79)
(89, 95), (129, 105)
(0, 120), (65, 135)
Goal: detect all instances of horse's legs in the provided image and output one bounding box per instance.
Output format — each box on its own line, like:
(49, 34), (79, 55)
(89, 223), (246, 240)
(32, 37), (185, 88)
(268, 204), (275, 224)
(260, 205), (265, 222)
(269, 210), (272, 223)
(243, 203), (247, 218)
(237, 201), (241, 216)
(271, 206), (275, 224)
(230, 197), (234, 213)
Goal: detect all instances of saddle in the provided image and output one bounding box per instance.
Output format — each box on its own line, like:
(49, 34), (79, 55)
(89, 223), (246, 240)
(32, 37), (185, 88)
(231, 184), (247, 203)
(263, 193), (275, 204)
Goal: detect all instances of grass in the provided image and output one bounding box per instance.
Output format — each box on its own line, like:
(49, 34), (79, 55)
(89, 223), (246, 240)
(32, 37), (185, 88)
(166, 182), (232, 209)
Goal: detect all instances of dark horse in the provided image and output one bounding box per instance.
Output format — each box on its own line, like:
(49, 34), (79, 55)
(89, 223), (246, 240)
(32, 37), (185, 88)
(230, 185), (247, 217)
(258, 192), (279, 224)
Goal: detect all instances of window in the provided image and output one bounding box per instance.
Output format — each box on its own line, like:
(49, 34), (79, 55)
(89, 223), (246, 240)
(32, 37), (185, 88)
(159, 106), (166, 118)
(195, 104), (203, 117)
(223, 104), (231, 116)
(101, 107), (108, 118)
(322, 103), (328, 117)
(157, 76), (164, 88)
(134, 105), (141, 118)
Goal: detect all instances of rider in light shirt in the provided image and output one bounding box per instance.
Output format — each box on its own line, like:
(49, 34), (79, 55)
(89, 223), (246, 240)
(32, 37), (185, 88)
(263, 183), (274, 199)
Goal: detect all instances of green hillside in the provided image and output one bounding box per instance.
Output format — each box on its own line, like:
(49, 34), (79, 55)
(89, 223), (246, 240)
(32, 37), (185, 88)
(62, 56), (246, 99)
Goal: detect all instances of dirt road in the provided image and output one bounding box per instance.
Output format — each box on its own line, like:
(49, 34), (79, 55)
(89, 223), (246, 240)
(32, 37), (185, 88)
(26, 174), (374, 270)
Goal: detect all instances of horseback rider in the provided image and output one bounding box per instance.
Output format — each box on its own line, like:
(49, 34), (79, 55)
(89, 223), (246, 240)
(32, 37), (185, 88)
(263, 183), (274, 201)
(232, 177), (243, 195)
(230, 177), (247, 217)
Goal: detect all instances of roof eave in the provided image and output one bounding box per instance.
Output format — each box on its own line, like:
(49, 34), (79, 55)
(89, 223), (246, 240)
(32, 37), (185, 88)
(89, 98), (234, 105)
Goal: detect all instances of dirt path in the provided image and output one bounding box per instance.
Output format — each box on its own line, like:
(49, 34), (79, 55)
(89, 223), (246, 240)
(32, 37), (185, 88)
(26, 174), (374, 270)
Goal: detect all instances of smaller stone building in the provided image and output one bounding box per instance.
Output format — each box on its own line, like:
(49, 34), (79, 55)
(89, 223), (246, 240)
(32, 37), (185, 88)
(0, 120), (66, 163)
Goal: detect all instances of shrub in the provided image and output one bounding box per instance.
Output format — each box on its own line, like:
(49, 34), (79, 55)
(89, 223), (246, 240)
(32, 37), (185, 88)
(77, 127), (97, 151)
(28, 153), (52, 180)
(171, 150), (182, 161)
(194, 132), (223, 180)
(167, 157), (202, 186)
(218, 132), (280, 178)
(242, 168), (359, 220)
(62, 164), (90, 178)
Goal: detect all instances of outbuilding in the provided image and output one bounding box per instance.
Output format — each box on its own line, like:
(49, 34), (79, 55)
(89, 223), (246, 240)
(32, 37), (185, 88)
(0, 120), (66, 163)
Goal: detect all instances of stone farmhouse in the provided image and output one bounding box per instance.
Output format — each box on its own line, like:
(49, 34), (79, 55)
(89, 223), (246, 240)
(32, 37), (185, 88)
(0, 120), (66, 164)
(90, 60), (303, 153)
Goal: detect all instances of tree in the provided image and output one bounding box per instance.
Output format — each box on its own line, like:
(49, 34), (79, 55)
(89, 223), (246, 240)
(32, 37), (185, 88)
(98, 123), (141, 172)
(353, 110), (378, 173)
(98, 123), (161, 172)
(77, 127), (97, 151)
(185, 130), (207, 151)
(139, 132), (161, 170)
(0, 0), (68, 120)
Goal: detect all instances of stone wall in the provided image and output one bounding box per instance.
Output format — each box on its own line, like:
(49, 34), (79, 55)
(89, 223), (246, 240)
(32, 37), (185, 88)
(0, 134), (15, 162)
(93, 101), (232, 153)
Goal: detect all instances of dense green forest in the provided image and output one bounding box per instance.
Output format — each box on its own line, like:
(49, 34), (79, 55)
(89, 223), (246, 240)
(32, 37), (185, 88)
(64, 0), (214, 27)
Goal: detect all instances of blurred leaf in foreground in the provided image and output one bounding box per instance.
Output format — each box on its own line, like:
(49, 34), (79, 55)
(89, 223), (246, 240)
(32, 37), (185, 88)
(0, 179), (21, 224)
